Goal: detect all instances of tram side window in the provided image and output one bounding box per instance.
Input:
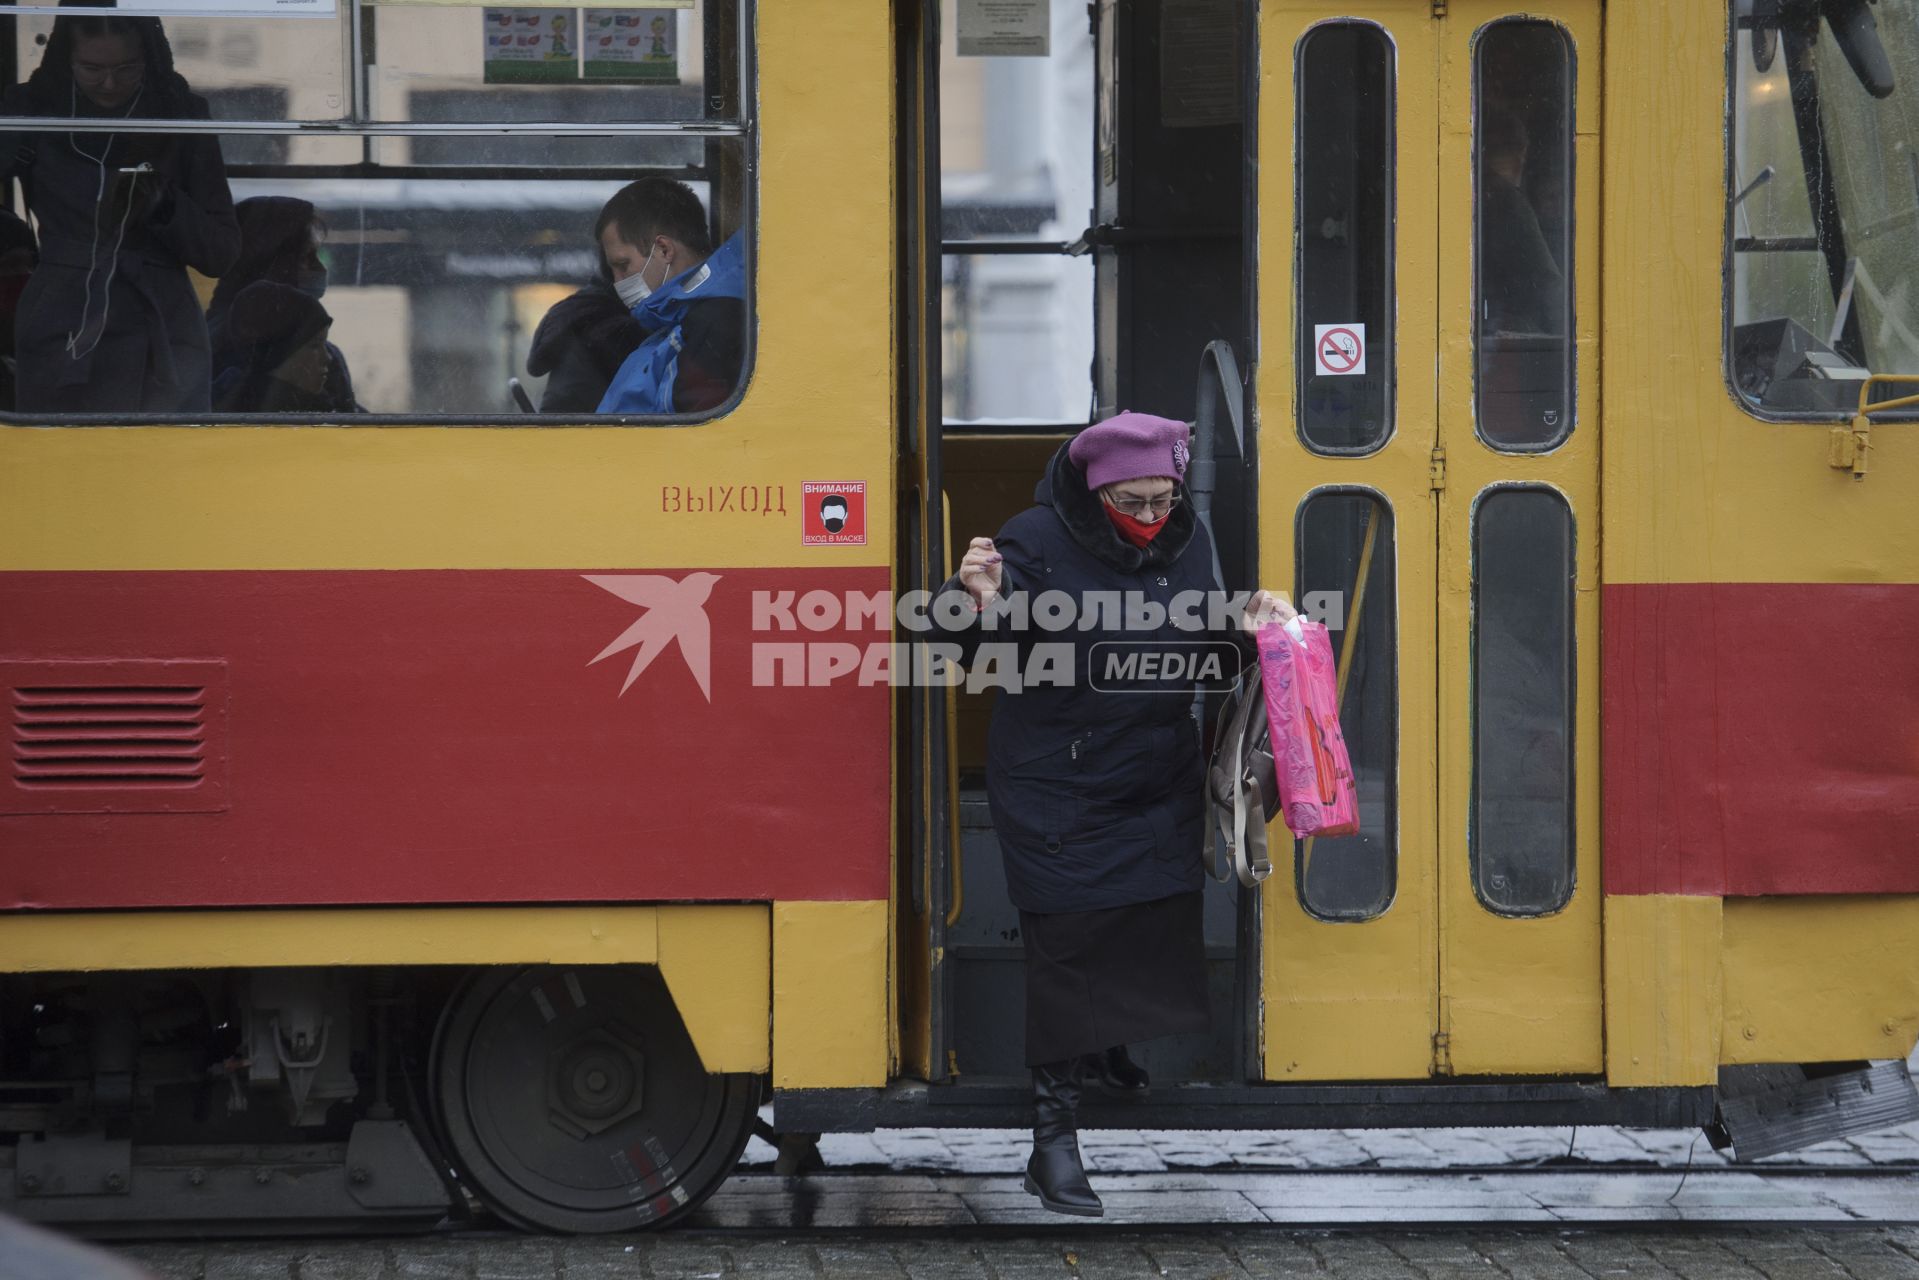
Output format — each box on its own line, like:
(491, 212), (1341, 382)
(1472, 487), (1575, 918)
(1474, 20), (1574, 451)
(1295, 491), (1398, 921)
(1728, 0), (1919, 418)
(1295, 22), (1393, 454)
(0, 3), (751, 421)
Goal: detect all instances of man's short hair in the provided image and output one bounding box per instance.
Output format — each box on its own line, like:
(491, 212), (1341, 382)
(596, 178), (714, 257)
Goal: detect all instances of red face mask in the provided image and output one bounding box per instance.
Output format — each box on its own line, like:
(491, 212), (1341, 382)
(1104, 503), (1168, 548)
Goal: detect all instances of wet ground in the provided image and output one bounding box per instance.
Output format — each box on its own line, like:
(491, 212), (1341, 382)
(47, 1050), (1919, 1279)
(102, 1224), (1919, 1280)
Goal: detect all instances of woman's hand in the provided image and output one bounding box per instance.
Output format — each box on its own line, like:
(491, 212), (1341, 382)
(1240, 589), (1298, 632)
(958, 537), (1003, 608)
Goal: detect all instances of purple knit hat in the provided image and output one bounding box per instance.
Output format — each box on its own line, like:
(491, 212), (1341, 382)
(1068, 412), (1191, 491)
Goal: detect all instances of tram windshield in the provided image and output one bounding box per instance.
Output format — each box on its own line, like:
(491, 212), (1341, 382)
(1730, 0), (1919, 416)
(0, 2), (750, 421)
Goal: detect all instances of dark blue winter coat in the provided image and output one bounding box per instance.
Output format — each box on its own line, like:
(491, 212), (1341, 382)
(936, 442), (1249, 915)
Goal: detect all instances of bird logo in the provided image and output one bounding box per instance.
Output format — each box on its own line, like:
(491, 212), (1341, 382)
(583, 573), (722, 701)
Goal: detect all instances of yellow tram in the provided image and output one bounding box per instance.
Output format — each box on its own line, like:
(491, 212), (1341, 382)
(1, 0), (1916, 1233)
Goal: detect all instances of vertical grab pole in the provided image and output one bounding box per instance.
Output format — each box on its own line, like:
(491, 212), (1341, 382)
(1189, 339), (1246, 595)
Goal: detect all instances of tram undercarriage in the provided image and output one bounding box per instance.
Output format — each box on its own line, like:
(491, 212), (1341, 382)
(3, 963), (1912, 1237)
(0, 966), (760, 1235)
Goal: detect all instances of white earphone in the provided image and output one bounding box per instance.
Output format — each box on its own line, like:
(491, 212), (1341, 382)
(64, 77), (146, 362)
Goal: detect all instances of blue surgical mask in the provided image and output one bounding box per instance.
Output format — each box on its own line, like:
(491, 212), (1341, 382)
(294, 268), (328, 300)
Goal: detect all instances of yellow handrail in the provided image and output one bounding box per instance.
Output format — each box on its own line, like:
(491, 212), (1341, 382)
(1855, 374), (1919, 417)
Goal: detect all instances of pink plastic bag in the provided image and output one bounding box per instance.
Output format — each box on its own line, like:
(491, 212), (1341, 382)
(1256, 618), (1360, 840)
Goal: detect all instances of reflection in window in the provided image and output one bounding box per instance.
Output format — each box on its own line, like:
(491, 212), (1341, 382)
(0, 5), (749, 420)
(1296, 22), (1393, 453)
(1471, 488), (1574, 918)
(1295, 492), (1396, 921)
(1729, 0), (1919, 417)
(1474, 19), (1573, 450)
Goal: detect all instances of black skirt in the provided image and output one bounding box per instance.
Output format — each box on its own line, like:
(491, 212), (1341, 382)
(1019, 890), (1210, 1067)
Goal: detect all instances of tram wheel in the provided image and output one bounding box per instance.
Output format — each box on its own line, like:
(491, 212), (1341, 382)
(430, 965), (760, 1234)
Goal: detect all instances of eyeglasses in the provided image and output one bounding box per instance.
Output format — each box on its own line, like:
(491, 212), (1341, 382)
(1106, 492), (1182, 518)
(71, 58), (145, 88)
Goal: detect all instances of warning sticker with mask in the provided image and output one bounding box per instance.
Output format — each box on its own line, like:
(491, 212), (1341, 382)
(802, 481), (867, 547)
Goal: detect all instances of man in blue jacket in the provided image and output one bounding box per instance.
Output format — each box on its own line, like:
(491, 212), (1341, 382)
(594, 178), (747, 415)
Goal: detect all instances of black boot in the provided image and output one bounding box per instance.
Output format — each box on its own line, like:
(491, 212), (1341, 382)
(1023, 1058), (1103, 1217)
(1082, 1044), (1150, 1097)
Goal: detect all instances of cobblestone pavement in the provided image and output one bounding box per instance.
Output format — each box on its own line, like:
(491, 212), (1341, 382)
(111, 1225), (1919, 1280)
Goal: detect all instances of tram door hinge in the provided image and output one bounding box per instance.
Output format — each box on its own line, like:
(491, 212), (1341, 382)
(1429, 445), (1447, 491)
(1431, 1029), (1454, 1076)
(1431, 0), (1448, 18)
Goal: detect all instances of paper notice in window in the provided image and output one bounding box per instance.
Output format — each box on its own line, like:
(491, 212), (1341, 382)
(483, 8), (577, 84)
(585, 8), (682, 82)
(958, 0), (1049, 57)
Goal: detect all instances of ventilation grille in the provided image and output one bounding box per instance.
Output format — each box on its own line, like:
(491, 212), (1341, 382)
(12, 684), (208, 789)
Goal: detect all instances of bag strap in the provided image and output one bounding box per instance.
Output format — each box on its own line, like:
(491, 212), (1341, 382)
(1206, 666), (1273, 888)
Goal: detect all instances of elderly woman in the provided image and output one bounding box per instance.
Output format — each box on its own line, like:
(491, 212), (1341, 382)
(941, 412), (1294, 1217)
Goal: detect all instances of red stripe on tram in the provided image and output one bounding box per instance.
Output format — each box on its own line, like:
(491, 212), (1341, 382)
(0, 568), (892, 910)
(1602, 581), (1919, 897)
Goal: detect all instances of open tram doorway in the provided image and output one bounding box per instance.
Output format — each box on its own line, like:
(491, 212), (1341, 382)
(902, 0), (1261, 1097)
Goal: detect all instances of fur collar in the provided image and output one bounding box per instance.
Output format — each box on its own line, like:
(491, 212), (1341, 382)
(1038, 442), (1196, 573)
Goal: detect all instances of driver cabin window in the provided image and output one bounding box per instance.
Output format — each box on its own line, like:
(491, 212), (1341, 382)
(0, 2), (750, 421)
(1728, 0), (1919, 417)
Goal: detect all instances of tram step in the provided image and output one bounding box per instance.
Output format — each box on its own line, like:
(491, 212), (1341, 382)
(1714, 1060), (1919, 1162)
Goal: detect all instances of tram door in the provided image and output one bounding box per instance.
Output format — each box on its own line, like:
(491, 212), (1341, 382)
(1257, 1), (1604, 1081)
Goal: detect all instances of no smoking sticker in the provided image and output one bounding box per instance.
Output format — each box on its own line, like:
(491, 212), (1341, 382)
(1313, 323), (1366, 377)
(802, 481), (867, 546)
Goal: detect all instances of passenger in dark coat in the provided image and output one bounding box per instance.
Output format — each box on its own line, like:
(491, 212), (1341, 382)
(936, 412), (1294, 1218)
(0, 15), (240, 414)
(208, 197), (360, 414)
(526, 276), (642, 413)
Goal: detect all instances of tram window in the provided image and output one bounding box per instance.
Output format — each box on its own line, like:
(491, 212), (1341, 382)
(1294, 490), (1397, 922)
(1474, 20), (1574, 451)
(1295, 22), (1394, 455)
(1471, 487), (1574, 918)
(1728, 0), (1919, 418)
(0, 3), (750, 422)
(9, 13), (348, 125)
(937, 0), (1095, 424)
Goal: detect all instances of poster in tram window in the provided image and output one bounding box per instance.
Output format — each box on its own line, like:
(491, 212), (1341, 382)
(584, 8), (681, 83)
(483, 8), (579, 84)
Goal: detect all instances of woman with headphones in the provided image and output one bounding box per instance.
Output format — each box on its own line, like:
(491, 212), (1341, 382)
(1, 14), (240, 414)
